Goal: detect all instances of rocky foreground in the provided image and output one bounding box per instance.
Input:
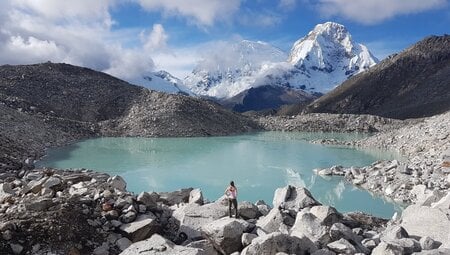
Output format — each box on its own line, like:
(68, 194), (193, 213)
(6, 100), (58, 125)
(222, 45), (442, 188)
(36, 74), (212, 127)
(2, 168), (449, 255)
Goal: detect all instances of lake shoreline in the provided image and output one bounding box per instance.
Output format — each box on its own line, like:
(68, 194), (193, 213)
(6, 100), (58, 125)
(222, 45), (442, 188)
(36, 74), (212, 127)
(1, 111), (449, 254)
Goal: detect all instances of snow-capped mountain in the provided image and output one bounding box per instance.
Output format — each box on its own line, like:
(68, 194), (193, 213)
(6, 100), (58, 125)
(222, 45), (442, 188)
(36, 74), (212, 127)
(184, 22), (378, 98)
(136, 70), (193, 95)
(184, 40), (287, 98)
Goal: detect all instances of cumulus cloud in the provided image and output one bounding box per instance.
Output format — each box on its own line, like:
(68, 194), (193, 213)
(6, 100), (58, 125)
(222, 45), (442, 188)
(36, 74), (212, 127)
(0, 0), (158, 83)
(137, 0), (241, 26)
(316, 0), (447, 24)
(239, 10), (282, 28)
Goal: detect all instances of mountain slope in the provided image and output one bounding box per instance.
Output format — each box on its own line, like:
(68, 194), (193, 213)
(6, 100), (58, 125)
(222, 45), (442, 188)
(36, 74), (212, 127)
(304, 35), (450, 119)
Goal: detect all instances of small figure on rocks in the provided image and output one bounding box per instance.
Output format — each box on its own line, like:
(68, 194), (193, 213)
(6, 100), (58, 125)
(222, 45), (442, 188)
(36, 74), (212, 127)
(225, 181), (238, 218)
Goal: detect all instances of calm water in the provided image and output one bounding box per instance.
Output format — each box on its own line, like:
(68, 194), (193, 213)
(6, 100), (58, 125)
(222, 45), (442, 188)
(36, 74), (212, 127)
(37, 132), (402, 218)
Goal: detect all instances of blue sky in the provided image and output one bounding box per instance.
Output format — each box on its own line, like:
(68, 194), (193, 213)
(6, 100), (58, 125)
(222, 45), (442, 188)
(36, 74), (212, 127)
(0, 0), (448, 80)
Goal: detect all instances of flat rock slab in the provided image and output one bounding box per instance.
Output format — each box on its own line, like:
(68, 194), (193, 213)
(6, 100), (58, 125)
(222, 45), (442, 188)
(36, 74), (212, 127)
(119, 234), (203, 255)
(119, 214), (161, 242)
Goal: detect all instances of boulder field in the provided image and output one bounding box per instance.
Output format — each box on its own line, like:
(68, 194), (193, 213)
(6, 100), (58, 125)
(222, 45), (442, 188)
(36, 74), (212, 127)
(1, 169), (450, 255)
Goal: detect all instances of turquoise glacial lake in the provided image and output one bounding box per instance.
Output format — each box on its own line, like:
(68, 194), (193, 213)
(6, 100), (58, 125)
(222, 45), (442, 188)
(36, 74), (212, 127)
(37, 132), (402, 218)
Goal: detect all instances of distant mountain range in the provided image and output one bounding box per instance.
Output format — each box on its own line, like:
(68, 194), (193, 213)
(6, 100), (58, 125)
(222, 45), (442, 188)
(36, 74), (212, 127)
(304, 35), (450, 119)
(182, 22), (378, 100)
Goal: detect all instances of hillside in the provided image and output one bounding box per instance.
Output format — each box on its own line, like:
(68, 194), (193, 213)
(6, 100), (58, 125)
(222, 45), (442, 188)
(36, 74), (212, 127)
(305, 35), (450, 119)
(0, 63), (259, 172)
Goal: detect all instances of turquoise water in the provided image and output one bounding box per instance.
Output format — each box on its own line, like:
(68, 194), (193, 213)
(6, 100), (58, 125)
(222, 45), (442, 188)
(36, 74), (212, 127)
(37, 132), (401, 218)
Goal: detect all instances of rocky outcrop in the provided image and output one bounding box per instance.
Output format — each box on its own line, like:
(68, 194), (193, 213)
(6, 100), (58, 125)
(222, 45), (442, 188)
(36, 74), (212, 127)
(119, 234), (203, 255)
(258, 113), (409, 133)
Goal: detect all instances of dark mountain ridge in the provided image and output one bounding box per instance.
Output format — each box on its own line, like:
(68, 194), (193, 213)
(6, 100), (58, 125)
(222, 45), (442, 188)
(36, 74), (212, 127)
(304, 35), (450, 119)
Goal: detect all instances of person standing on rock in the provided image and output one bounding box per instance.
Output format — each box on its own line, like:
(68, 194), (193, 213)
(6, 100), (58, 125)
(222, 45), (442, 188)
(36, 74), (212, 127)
(225, 181), (238, 218)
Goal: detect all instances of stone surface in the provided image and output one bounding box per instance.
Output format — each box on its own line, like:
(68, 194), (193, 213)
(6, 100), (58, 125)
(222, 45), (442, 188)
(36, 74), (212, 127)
(310, 206), (342, 226)
(159, 188), (193, 206)
(119, 214), (161, 242)
(273, 185), (320, 211)
(119, 234), (202, 255)
(116, 237), (132, 251)
(241, 232), (317, 255)
(189, 188), (203, 205)
(238, 201), (260, 220)
(290, 210), (330, 245)
(372, 241), (404, 255)
(256, 208), (294, 234)
(201, 217), (251, 255)
(242, 233), (258, 247)
(401, 205), (450, 247)
(327, 238), (357, 254)
(420, 236), (441, 250)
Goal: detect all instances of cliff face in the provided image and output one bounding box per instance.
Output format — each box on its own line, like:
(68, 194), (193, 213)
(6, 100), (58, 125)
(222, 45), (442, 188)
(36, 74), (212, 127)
(305, 35), (450, 119)
(0, 63), (259, 172)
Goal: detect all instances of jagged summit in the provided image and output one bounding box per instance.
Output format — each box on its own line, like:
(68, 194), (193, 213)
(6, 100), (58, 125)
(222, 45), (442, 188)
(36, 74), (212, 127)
(184, 22), (378, 99)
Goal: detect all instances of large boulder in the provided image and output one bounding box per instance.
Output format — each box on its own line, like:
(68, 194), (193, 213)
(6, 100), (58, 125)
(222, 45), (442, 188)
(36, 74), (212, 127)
(201, 217), (252, 255)
(0, 183), (14, 203)
(119, 214), (161, 242)
(159, 188), (193, 206)
(119, 234), (203, 255)
(372, 241), (404, 255)
(189, 188), (204, 205)
(137, 191), (159, 210)
(326, 238), (357, 254)
(186, 240), (219, 255)
(290, 210), (330, 245)
(310, 206), (342, 226)
(273, 186), (320, 211)
(256, 208), (294, 234)
(107, 175), (127, 191)
(238, 201), (260, 220)
(329, 223), (369, 254)
(172, 201), (229, 240)
(241, 232), (317, 255)
(401, 205), (450, 247)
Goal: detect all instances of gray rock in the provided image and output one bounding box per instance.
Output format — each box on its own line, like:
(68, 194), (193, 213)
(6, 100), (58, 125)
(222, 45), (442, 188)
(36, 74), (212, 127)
(387, 238), (421, 254)
(159, 188), (193, 206)
(310, 206), (342, 226)
(311, 248), (336, 255)
(172, 201), (229, 240)
(107, 175), (127, 191)
(119, 234), (202, 255)
(119, 214), (161, 242)
(420, 236), (441, 250)
(413, 248), (450, 254)
(25, 197), (55, 211)
(69, 182), (88, 196)
(186, 239), (219, 255)
(27, 177), (48, 194)
(0, 183), (14, 203)
(381, 225), (409, 241)
(241, 232), (317, 255)
(116, 237), (132, 251)
(242, 233), (258, 247)
(120, 211), (137, 223)
(189, 188), (203, 205)
(256, 208), (294, 234)
(329, 223), (368, 254)
(372, 241), (404, 255)
(93, 242), (110, 255)
(43, 176), (62, 189)
(327, 238), (357, 254)
(238, 201), (260, 220)
(257, 204), (271, 216)
(362, 238), (377, 249)
(137, 191), (158, 209)
(10, 243), (23, 255)
(401, 205), (450, 247)
(290, 210), (330, 245)
(273, 185), (320, 211)
(201, 217), (251, 255)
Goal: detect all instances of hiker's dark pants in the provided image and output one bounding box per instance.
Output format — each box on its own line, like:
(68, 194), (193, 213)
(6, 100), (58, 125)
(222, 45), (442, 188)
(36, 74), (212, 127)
(229, 198), (238, 217)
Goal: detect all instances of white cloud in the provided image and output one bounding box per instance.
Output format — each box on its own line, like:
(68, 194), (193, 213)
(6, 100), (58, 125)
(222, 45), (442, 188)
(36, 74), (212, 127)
(239, 10), (282, 28)
(137, 0), (241, 26)
(316, 0), (447, 24)
(279, 0), (297, 10)
(142, 24), (169, 52)
(0, 0), (158, 83)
